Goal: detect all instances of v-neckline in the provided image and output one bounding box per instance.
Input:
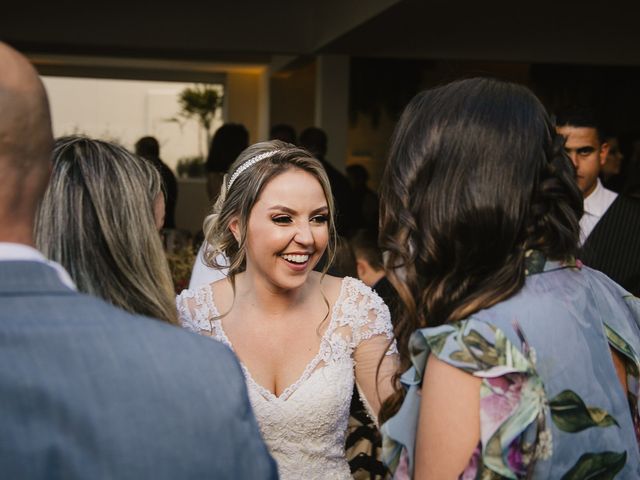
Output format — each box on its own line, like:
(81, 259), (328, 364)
(208, 277), (349, 402)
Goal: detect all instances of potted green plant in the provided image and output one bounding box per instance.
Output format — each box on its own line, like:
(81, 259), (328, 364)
(177, 84), (223, 155)
(169, 84), (223, 177)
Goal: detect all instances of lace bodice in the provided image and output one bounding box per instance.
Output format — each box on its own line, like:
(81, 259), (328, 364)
(177, 276), (397, 480)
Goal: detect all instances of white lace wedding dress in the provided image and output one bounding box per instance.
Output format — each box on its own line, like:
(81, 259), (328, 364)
(176, 276), (396, 479)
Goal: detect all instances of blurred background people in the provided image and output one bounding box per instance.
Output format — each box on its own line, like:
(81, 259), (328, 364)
(330, 235), (358, 278)
(135, 136), (178, 229)
(350, 229), (397, 316)
(205, 123), (249, 203)
(299, 127), (357, 238)
(601, 134), (625, 191)
(188, 123), (249, 288)
(346, 164), (379, 233)
(270, 123), (297, 145)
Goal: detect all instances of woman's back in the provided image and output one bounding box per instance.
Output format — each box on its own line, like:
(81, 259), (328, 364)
(378, 78), (640, 478)
(384, 254), (640, 478)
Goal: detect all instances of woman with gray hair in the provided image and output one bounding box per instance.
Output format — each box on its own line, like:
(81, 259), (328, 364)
(35, 135), (177, 325)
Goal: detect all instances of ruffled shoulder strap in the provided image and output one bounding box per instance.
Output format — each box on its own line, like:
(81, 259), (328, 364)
(382, 318), (546, 479)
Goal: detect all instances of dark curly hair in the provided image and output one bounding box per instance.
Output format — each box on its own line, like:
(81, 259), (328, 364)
(378, 77), (583, 422)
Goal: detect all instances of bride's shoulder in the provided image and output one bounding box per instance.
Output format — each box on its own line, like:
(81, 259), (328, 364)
(316, 273), (381, 307)
(176, 277), (232, 310)
(316, 271), (341, 292)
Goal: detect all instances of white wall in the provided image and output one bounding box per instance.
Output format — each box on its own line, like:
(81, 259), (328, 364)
(42, 76), (224, 170)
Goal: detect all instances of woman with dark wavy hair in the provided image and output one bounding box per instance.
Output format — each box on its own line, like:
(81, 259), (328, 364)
(379, 78), (640, 478)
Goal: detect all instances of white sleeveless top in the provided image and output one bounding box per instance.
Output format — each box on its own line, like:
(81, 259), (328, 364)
(176, 276), (396, 479)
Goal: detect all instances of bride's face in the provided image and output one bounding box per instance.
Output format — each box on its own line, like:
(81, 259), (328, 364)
(234, 167), (329, 291)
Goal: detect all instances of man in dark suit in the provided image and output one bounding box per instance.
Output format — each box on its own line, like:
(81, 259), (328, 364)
(0, 42), (277, 479)
(556, 107), (640, 295)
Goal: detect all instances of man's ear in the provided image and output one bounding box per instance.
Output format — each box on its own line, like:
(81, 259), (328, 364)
(356, 258), (368, 280)
(229, 217), (241, 243)
(599, 141), (610, 166)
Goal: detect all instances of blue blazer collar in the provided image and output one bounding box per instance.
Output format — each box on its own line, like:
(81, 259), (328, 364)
(0, 261), (76, 295)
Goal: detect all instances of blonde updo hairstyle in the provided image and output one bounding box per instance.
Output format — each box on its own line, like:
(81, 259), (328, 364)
(203, 140), (337, 278)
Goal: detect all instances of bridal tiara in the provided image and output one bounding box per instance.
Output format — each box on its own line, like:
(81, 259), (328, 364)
(226, 149), (281, 191)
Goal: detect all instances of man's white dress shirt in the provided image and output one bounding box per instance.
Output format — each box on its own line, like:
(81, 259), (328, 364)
(580, 179), (618, 246)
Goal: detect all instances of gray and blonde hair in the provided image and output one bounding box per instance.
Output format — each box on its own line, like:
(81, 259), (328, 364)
(203, 140), (337, 276)
(35, 135), (178, 325)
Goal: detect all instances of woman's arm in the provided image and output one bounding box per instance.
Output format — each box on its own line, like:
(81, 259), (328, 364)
(354, 335), (398, 418)
(349, 279), (399, 421)
(414, 356), (481, 479)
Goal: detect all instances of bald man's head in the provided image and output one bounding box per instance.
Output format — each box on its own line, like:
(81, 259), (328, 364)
(0, 42), (53, 244)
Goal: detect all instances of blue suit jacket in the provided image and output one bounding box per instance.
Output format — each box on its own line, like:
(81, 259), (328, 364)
(0, 260), (278, 479)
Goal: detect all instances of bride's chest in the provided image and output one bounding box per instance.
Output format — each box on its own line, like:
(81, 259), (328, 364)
(248, 360), (355, 432)
(228, 323), (332, 392)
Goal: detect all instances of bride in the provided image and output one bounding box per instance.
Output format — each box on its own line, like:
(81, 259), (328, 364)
(177, 140), (397, 479)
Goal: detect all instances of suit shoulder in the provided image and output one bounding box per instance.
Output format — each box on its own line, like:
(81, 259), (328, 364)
(63, 292), (238, 359)
(616, 194), (640, 213)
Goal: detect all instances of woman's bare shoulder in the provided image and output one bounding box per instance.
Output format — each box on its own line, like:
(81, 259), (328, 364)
(209, 276), (234, 312)
(314, 272), (345, 305)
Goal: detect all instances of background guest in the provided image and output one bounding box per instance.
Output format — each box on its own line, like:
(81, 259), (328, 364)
(205, 123), (249, 202)
(300, 127), (357, 237)
(135, 136), (178, 229)
(556, 107), (640, 295)
(601, 134), (625, 191)
(270, 123), (297, 145)
(188, 123), (249, 288)
(330, 235), (358, 278)
(346, 164), (379, 232)
(350, 229), (397, 316)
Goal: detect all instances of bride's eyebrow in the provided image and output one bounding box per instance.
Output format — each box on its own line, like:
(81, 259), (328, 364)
(268, 205), (297, 214)
(267, 205), (328, 215)
(310, 206), (329, 215)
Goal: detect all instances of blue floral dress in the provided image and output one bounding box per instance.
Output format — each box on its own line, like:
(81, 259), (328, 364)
(381, 253), (640, 479)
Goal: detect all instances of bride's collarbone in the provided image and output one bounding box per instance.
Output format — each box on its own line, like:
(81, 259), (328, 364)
(225, 305), (329, 342)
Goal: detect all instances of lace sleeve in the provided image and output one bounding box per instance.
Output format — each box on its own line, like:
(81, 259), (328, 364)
(341, 278), (398, 424)
(175, 285), (219, 334)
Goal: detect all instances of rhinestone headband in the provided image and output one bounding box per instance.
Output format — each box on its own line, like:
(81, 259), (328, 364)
(226, 150), (281, 192)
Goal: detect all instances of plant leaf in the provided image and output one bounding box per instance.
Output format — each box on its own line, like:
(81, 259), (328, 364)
(550, 390), (619, 432)
(561, 451), (626, 480)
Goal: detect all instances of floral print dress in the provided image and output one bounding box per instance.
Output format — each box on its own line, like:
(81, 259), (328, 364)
(381, 253), (640, 479)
